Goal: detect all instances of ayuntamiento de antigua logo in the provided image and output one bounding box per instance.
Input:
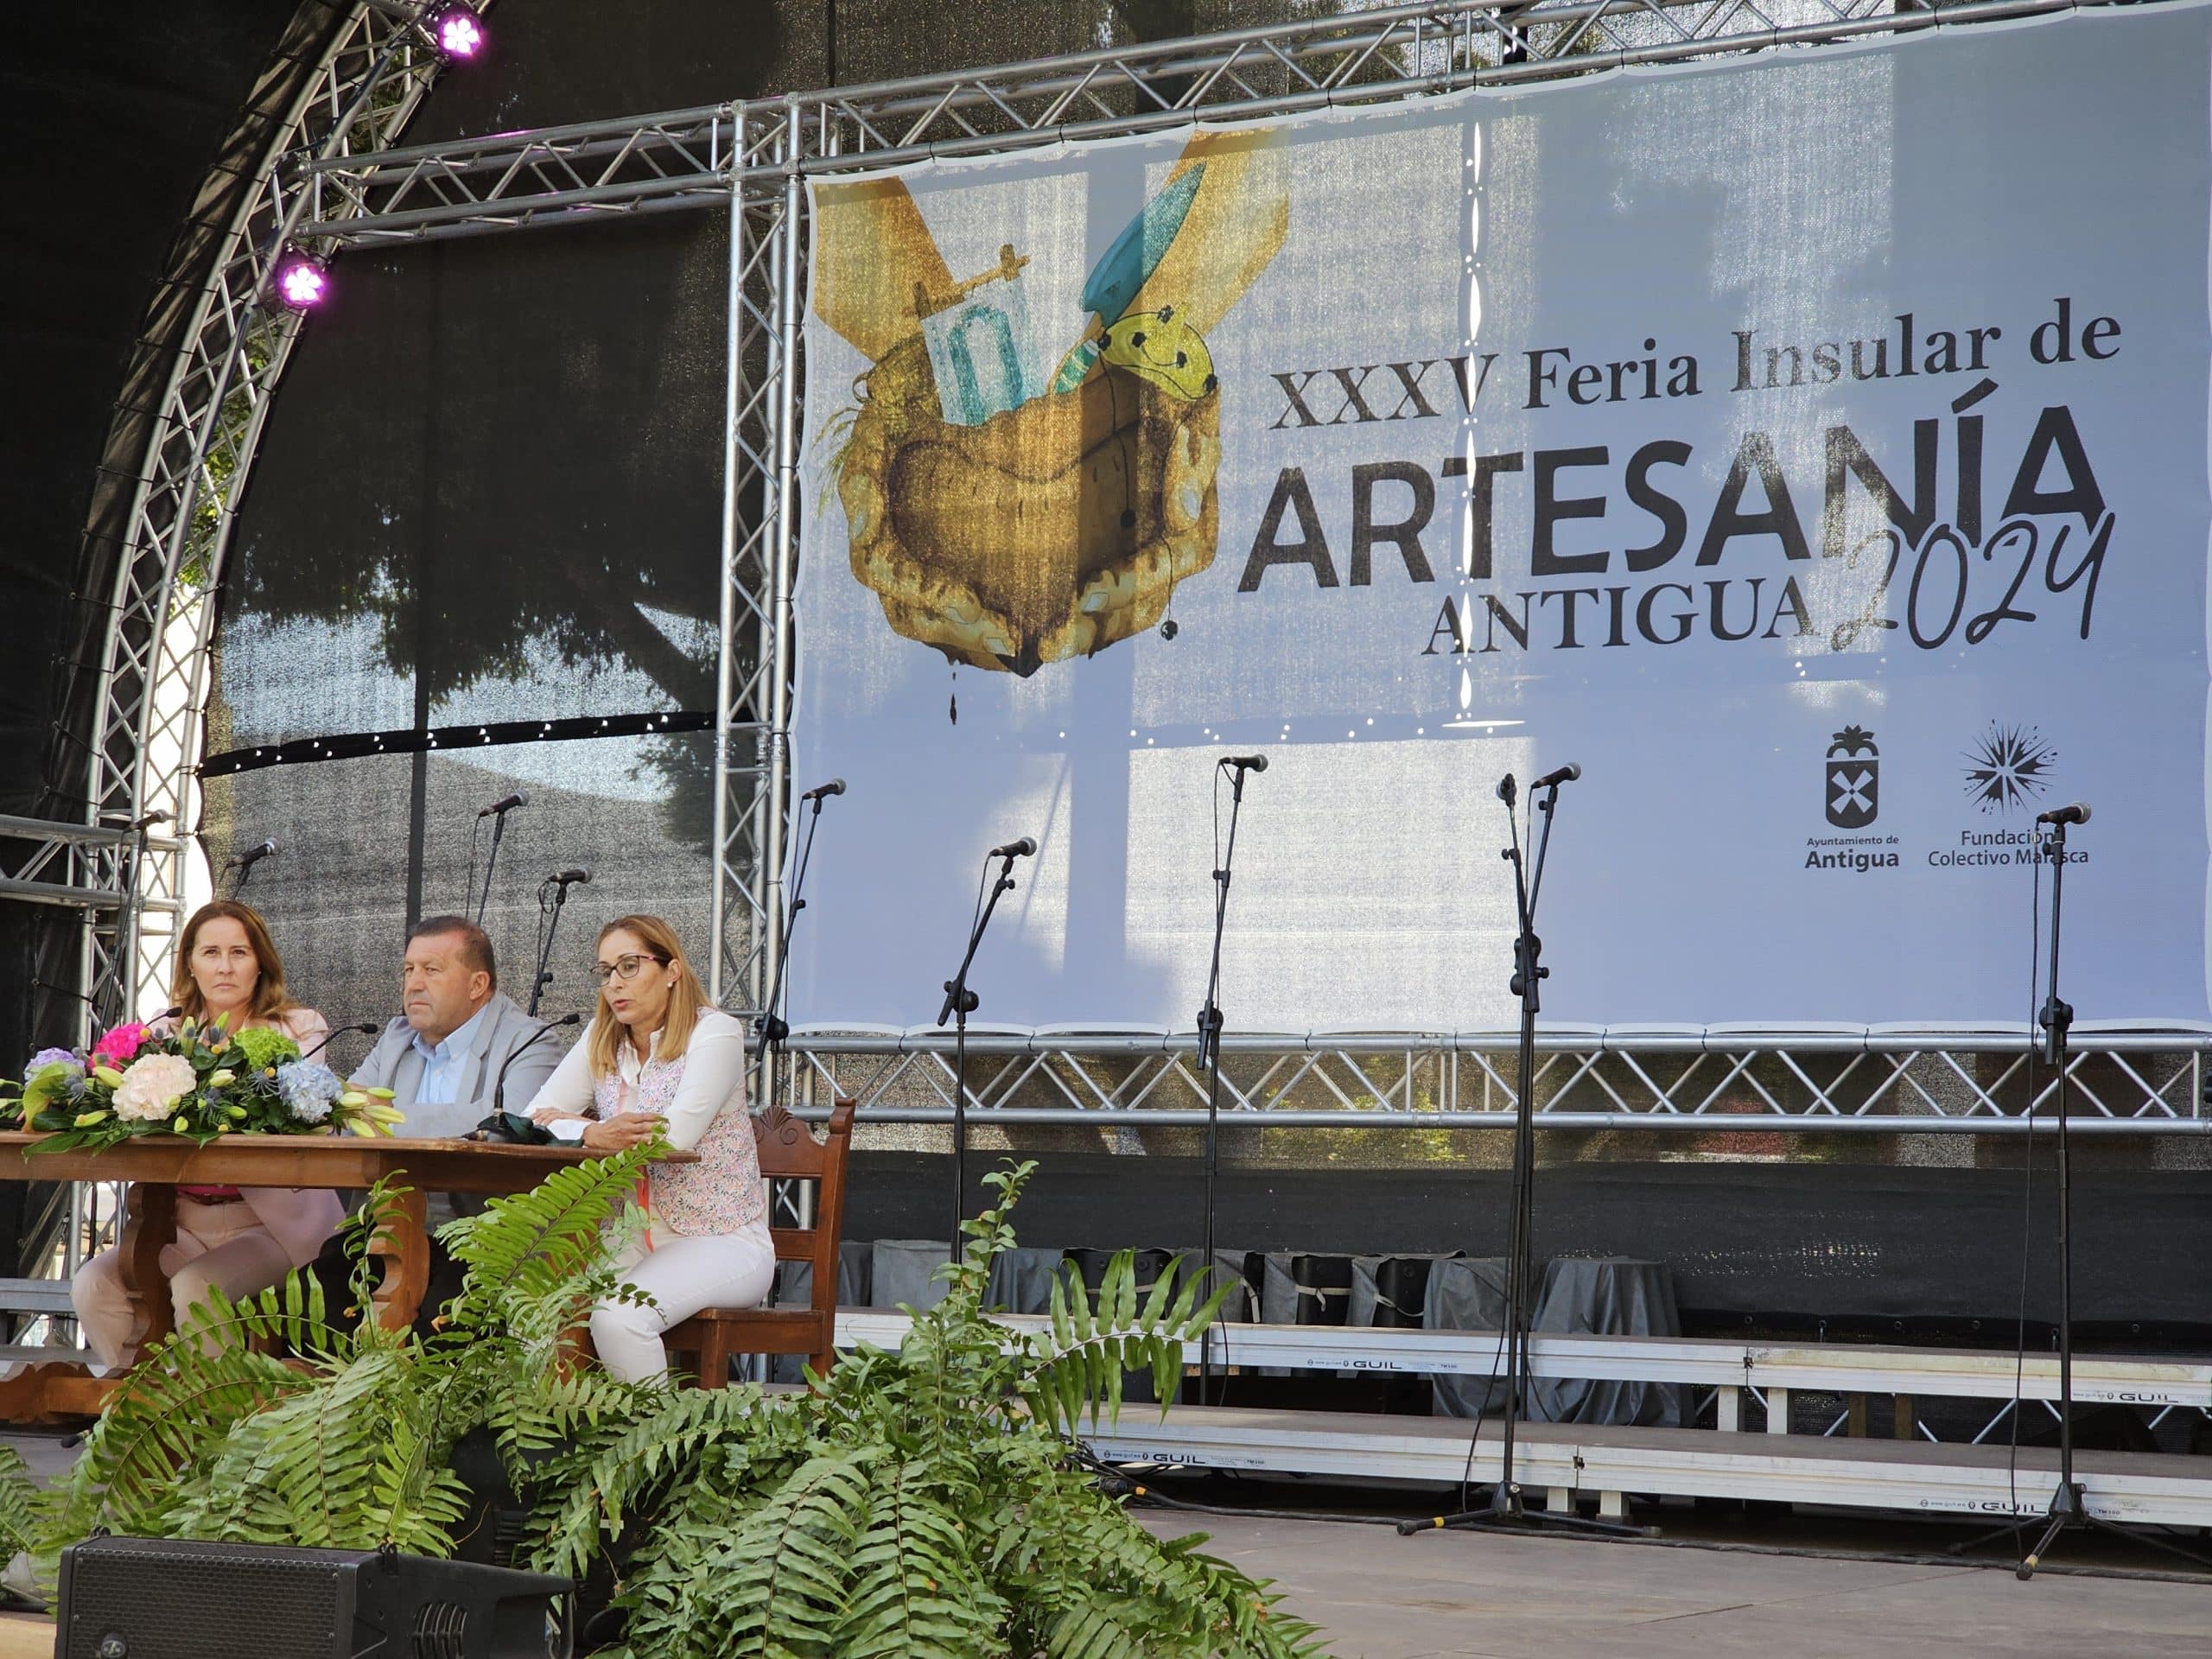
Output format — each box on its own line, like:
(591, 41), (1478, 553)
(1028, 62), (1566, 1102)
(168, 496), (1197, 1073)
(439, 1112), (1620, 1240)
(1826, 725), (1878, 829)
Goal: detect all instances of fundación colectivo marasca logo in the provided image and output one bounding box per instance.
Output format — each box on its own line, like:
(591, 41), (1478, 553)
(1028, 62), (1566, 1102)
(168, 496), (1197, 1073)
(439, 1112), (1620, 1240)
(1825, 725), (1878, 829)
(1961, 722), (2057, 814)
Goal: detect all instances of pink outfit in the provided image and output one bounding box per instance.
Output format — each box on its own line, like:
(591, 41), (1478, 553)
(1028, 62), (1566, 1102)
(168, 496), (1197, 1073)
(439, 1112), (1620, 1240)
(72, 1005), (344, 1368)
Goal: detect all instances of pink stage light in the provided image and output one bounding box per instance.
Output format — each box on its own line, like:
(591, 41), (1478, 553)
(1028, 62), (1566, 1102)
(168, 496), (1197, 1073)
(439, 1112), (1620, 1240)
(429, 4), (486, 59)
(273, 251), (328, 312)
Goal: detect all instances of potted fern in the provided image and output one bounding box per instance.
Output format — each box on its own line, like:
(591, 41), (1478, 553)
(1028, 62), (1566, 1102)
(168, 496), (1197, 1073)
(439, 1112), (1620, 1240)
(20, 1153), (1326, 1658)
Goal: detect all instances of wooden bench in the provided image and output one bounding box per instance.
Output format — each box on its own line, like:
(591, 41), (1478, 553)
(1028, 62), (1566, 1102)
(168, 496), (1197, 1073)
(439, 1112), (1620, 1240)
(662, 1097), (855, 1387)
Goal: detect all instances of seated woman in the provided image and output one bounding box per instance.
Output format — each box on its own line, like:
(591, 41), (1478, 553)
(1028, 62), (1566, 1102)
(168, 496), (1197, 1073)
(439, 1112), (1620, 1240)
(71, 899), (343, 1369)
(526, 913), (772, 1384)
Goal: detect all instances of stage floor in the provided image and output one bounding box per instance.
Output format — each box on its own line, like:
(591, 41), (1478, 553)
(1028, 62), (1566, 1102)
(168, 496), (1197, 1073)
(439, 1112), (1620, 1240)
(3, 1431), (2203, 1657)
(1134, 1510), (2212, 1658)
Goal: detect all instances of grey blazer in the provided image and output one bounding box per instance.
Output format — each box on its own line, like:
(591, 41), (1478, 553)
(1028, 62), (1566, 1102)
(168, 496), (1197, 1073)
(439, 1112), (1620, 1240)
(348, 992), (567, 1139)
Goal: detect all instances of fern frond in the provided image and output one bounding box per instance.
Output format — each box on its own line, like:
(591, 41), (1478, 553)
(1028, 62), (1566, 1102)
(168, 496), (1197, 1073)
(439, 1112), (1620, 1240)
(171, 1351), (391, 1544)
(0, 1446), (39, 1560)
(439, 1147), (652, 1332)
(621, 1452), (870, 1659)
(46, 1291), (327, 1548)
(523, 1382), (782, 1580)
(1021, 1247), (1233, 1434)
(835, 1459), (1004, 1659)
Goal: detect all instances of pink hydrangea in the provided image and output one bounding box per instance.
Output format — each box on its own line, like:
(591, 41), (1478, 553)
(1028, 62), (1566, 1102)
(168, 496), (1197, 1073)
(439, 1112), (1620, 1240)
(90, 1022), (150, 1065)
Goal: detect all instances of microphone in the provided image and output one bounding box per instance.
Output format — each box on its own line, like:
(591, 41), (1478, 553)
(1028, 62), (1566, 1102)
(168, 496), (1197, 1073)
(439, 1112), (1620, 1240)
(989, 836), (1038, 860)
(478, 791), (529, 818)
(1497, 773), (1517, 807)
(487, 1012), (584, 1123)
(1532, 762), (1583, 789)
(1221, 754), (1269, 772)
(2036, 801), (2091, 827)
(549, 868), (592, 887)
(297, 1020), (380, 1064)
(800, 779), (847, 803)
(225, 838), (278, 871)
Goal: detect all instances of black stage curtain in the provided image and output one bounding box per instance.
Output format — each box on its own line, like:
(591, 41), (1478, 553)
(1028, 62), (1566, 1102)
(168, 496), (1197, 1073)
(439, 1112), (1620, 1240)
(199, 0), (1175, 1030)
(1, 2), (309, 1271)
(207, 208), (731, 1045)
(844, 1151), (2212, 1345)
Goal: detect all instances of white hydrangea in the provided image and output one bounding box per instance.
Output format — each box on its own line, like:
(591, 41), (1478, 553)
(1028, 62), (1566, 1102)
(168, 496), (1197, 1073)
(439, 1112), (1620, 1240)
(111, 1053), (197, 1123)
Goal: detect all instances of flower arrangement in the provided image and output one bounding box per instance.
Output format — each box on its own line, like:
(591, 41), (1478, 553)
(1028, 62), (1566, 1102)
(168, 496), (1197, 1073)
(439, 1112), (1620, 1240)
(0, 1016), (404, 1153)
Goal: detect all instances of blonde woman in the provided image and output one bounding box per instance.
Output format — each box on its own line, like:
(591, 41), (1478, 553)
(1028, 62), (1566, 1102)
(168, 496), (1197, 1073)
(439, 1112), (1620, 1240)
(525, 914), (771, 1383)
(71, 900), (343, 1368)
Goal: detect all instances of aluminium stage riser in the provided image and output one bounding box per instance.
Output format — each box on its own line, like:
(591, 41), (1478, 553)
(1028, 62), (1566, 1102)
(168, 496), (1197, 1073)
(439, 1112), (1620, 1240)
(833, 1313), (2212, 1408)
(1087, 1409), (2212, 1527)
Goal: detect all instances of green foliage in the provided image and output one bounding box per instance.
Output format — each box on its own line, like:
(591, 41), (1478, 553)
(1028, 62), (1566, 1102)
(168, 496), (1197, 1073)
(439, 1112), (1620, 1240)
(20, 1155), (1325, 1658)
(3, 1014), (396, 1152)
(37, 1155), (657, 1567)
(534, 1160), (1326, 1659)
(226, 1027), (302, 1073)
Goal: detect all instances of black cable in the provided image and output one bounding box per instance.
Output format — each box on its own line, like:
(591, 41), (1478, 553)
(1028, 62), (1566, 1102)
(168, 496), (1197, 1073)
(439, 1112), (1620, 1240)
(1115, 1480), (2209, 1583)
(2007, 839), (2044, 1545)
(1452, 1319), (1512, 1511)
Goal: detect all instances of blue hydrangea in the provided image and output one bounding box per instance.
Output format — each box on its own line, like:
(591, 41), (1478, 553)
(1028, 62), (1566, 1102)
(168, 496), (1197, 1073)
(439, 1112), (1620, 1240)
(26, 1048), (79, 1080)
(274, 1059), (341, 1125)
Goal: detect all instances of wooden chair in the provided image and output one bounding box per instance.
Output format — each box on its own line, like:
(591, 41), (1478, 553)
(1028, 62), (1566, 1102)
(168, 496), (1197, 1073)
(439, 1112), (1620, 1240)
(662, 1097), (855, 1387)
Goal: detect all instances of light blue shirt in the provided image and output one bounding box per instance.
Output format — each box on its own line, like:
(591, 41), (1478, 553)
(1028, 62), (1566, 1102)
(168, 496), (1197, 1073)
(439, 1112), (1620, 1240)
(410, 1001), (494, 1107)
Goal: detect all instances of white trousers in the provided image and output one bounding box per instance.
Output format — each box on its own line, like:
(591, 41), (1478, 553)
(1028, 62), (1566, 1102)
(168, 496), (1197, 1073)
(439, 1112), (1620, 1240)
(71, 1197), (296, 1370)
(589, 1217), (777, 1385)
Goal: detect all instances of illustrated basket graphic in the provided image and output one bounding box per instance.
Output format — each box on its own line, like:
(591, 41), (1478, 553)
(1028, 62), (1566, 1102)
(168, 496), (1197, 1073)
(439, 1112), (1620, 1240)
(810, 127), (1286, 677)
(836, 336), (1220, 677)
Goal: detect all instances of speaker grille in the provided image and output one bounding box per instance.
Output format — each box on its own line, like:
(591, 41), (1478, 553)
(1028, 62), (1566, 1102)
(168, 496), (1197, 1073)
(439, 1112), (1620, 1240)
(63, 1541), (349, 1659)
(410, 1599), (470, 1659)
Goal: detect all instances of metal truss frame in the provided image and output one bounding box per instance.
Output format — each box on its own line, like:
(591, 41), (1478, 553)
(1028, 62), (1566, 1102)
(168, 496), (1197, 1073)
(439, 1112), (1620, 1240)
(86, 0), (2192, 1130)
(0, 816), (184, 1052)
(780, 1029), (2211, 1133)
(78, 2), (498, 1028)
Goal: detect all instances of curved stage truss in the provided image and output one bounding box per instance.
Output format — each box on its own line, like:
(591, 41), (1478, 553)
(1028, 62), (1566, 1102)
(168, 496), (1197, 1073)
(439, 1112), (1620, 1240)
(71, 0), (2205, 1135)
(72, 0), (506, 1027)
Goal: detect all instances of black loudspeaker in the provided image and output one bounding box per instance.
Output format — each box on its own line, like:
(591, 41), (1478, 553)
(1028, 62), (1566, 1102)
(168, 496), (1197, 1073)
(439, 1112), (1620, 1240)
(57, 1536), (574, 1659)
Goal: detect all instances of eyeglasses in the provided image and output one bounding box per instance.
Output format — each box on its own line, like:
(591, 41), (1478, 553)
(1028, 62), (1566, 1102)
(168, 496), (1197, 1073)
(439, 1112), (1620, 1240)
(592, 953), (669, 985)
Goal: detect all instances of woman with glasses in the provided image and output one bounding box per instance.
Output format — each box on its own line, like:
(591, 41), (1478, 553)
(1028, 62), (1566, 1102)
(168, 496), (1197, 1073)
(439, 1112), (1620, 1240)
(524, 913), (772, 1383)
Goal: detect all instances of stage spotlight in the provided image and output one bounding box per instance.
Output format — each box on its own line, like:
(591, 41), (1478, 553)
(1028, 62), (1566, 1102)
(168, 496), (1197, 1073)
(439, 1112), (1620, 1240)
(427, 3), (486, 58)
(272, 250), (329, 311)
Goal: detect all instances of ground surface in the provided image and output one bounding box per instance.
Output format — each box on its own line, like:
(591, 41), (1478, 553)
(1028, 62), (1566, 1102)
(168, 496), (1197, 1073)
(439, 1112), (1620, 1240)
(1135, 1508), (2212, 1658)
(7, 1429), (2206, 1656)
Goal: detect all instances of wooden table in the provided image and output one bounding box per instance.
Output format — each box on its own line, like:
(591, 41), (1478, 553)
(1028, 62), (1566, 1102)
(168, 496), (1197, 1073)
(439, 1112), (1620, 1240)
(0, 1132), (664, 1419)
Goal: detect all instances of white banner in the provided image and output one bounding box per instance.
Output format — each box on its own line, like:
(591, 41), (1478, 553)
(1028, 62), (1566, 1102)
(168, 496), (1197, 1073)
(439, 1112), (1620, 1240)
(790, 5), (2212, 1031)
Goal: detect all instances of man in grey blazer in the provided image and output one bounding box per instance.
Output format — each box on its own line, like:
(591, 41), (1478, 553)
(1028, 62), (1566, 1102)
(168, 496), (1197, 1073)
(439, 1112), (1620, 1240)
(307, 914), (568, 1324)
(353, 914), (563, 1145)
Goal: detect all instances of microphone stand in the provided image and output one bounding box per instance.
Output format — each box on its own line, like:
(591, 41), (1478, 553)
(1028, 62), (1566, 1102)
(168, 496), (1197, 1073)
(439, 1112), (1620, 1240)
(1950, 819), (2209, 1576)
(228, 852), (267, 899)
(487, 1014), (582, 1120)
(936, 849), (1020, 1260)
(528, 876), (578, 1020)
(1404, 772), (1636, 1541)
(296, 1020), (380, 1065)
(475, 810), (513, 929)
(1195, 760), (1255, 1405)
(758, 790), (829, 1070)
